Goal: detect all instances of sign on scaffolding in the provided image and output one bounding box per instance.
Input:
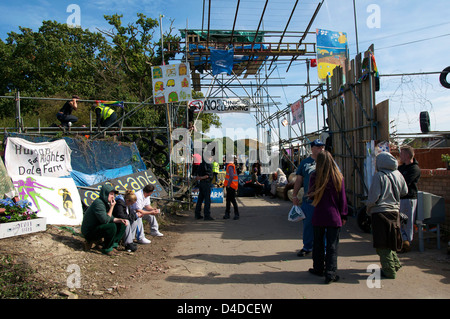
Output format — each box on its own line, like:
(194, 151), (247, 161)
(316, 28), (349, 83)
(290, 98), (304, 125)
(151, 63), (192, 105)
(188, 97), (251, 114)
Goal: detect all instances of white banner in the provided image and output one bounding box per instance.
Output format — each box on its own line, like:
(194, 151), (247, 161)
(12, 175), (83, 225)
(189, 97), (251, 113)
(5, 137), (72, 177)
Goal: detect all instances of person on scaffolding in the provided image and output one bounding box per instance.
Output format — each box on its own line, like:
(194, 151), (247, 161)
(57, 95), (79, 128)
(94, 100), (119, 130)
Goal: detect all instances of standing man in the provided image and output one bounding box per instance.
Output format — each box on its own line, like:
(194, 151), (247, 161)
(134, 184), (164, 245)
(223, 159), (239, 220)
(292, 139), (325, 257)
(398, 145), (421, 252)
(57, 95), (80, 128)
(194, 154), (214, 220)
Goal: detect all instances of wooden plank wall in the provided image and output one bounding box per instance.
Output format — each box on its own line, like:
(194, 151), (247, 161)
(325, 45), (385, 209)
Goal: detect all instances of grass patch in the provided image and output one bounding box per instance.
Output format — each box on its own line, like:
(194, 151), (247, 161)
(0, 255), (54, 299)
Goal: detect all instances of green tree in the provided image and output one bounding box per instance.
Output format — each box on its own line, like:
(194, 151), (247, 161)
(0, 14), (221, 133)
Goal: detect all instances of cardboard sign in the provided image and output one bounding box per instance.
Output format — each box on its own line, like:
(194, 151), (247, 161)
(79, 169), (168, 206)
(12, 175), (83, 226)
(151, 63), (192, 105)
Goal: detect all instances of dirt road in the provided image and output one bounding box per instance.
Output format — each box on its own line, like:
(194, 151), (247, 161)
(119, 196), (450, 300)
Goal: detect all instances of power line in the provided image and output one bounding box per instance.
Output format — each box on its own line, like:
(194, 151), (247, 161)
(377, 32), (450, 50)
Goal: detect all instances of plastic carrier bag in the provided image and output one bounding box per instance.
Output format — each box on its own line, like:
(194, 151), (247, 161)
(288, 205), (306, 222)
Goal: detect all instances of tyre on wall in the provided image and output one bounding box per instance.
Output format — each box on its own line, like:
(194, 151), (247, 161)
(135, 136), (153, 157)
(420, 111), (430, 133)
(439, 66), (450, 89)
(151, 149), (169, 168)
(152, 134), (168, 150)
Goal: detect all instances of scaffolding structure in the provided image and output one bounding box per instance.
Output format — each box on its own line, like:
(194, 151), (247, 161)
(163, 0), (327, 173)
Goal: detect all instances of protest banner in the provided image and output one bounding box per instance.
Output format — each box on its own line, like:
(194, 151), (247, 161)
(189, 97), (251, 114)
(11, 175), (83, 225)
(79, 169), (167, 206)
(5, 137), (72, 177)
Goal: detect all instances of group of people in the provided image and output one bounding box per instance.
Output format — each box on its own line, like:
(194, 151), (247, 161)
(291, 138), (420, 283)
(80, 127), (422, 284)
(81, 184), (163, 256)
(193, 154), (240, 221)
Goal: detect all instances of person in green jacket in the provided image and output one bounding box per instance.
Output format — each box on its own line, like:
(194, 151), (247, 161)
(81, 184), (128, 255)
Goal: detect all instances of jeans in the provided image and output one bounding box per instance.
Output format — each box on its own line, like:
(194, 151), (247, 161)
(313, 226), (340, 279)
(301, 201), (314, 251)
(195, 181), (212, 218)
(400, 198), (417, 242)
(100, 112), (119, 128)
(57, 113), (78, 127)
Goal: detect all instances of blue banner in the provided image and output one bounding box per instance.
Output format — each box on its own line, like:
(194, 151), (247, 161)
(210, 49), (234, 76)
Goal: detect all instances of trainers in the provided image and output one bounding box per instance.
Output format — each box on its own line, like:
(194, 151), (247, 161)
(325, 275), (340, 284)
(223, 213), (230, 219)
(233, 215), (240, 220)
(125, 243), (138, 252)
(151, 231), (164, 237)
(137, 238), (151, 244)
(297, 249), (312, 257)
(204, 216), (214, 221)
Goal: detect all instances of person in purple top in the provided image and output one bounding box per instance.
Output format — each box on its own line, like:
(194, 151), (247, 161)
(307, 150), (348, 284)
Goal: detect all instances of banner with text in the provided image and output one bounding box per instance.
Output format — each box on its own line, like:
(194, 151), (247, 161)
(189, 97), (251, 114)
(12, 175), (83, 225)
(5, 137), (72, 177)
(79, 169), (168, 207)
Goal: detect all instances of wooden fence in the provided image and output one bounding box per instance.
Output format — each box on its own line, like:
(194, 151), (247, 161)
(324, 45), (389, 210)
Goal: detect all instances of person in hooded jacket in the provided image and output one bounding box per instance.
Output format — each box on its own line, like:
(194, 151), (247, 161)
(113, 190), (138, 252)
(366, 152), (408, 279)
(81, 184), (129, 256)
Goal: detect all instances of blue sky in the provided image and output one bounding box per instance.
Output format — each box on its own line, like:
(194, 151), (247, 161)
(1, 0), (450, 140)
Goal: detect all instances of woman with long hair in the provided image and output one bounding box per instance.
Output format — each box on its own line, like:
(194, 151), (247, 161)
(307, 150), (348, 283)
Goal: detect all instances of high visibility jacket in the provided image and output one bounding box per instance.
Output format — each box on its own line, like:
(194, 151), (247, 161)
(96, 105), (115, 120)
(224, 163), (238, 190)
(212, 161), (219, 173)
